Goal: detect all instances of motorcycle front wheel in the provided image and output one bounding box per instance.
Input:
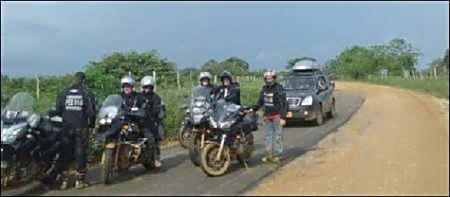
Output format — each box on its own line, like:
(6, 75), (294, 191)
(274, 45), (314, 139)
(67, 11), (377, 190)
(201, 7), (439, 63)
(200, 143), (231, 177)
(101, 148), (114, 185)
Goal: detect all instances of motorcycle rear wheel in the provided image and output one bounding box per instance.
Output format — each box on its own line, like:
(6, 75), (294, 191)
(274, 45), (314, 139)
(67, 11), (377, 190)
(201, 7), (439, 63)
(178, 124), (191, 149)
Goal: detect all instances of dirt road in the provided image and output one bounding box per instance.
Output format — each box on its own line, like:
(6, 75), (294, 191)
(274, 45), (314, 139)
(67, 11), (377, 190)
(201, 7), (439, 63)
(248, 82), (449, 195)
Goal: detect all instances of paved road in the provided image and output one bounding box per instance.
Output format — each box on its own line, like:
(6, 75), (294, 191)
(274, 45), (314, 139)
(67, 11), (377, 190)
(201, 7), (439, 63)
(18, 90), (362, 196)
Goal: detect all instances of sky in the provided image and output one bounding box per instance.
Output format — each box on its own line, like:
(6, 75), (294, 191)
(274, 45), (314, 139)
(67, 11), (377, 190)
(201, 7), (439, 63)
(1, 1), (449, 77)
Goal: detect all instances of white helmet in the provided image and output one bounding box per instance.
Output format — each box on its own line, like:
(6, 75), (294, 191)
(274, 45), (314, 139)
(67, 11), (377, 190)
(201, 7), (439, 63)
(121, 75), (135, 86)
(198, 72), (212, 81)
(140, 76), (155, 87)
(263, 68), (277, 79)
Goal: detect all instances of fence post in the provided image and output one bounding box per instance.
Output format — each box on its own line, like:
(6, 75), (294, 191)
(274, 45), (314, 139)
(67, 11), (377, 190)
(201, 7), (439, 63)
(412, 70), (416, 80)
(36, 76), (40, 101)
(153, 71), (157, 92)
(190, 71), (193, 88)
(177, 71), (181, 90)
(433, 67), (438, 79)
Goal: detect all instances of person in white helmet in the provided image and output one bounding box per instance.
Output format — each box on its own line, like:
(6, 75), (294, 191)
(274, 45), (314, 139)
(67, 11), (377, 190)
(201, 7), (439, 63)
(120, 75), (139, 112)
(196, 71), (218, 98)
(138, 76), (164, 168)
(252, 68), (287, 163)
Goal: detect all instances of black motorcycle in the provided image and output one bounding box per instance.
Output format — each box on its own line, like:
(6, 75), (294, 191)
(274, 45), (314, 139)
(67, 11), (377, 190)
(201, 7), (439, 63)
(95, 94), (156, 185)
(1, 92), (63, 188)
(178, 86), (214, 166)
(200, 99), (258, 177)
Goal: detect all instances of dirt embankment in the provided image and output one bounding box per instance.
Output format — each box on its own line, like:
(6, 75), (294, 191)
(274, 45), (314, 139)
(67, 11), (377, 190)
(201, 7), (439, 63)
(247, 82), (449, 195)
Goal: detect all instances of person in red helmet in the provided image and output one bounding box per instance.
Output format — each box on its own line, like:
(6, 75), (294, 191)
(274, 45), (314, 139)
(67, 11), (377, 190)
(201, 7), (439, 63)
(252, 68), (287, 163)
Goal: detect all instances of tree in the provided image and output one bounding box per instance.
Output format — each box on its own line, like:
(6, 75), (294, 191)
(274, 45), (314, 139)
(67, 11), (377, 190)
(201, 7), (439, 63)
(84, 50), (177, 99)
(286, 56), (317, 69)
(200, 57), (250, 76)
(333, 46), (378, 79)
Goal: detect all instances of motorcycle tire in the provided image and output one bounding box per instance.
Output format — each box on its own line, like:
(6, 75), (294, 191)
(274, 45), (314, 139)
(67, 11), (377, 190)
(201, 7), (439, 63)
(200, 143), (231, 177)
(101, 149), (114, 185)
(188, 132), (202, 167)
(178, 124), (191, 149)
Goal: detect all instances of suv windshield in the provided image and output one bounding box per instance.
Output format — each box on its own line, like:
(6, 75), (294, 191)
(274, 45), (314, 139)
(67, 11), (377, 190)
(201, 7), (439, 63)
(281, 77), (316, 90)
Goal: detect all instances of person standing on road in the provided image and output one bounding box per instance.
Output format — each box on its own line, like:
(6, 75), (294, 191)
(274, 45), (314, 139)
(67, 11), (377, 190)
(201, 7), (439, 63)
(252, 68), (287, 163)
(216, 70), (241, 105)
(138, 76), (164, 168)
(53, 72), (96, 190)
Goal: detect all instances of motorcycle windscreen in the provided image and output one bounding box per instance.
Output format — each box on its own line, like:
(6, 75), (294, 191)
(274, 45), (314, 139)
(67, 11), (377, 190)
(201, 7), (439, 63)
(189, 86), (212, 124)
(98, 94), (123, 120)
(212, 99), (241, 129)
(2, 92), (35, 120)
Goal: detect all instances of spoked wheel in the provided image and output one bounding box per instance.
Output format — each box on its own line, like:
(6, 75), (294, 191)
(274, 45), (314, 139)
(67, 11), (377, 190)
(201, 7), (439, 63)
(200, 144), (231, 177)
(179, 124), (192, 149)
(188, 133), (202, 166)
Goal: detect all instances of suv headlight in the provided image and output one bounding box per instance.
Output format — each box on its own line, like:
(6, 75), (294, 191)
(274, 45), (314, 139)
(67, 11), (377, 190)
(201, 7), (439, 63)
(301, 95), (313, 106)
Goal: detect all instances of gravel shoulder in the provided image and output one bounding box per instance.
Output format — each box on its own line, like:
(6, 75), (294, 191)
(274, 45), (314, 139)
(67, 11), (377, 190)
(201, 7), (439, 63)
(247, 82), (449, 196)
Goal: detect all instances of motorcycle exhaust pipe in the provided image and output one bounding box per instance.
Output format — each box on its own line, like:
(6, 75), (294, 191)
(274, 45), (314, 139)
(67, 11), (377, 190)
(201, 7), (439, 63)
(215, 134), (226, 161)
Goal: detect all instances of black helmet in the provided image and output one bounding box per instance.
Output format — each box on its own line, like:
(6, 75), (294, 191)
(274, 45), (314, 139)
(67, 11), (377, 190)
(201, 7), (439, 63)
(220, 70), (233, 82)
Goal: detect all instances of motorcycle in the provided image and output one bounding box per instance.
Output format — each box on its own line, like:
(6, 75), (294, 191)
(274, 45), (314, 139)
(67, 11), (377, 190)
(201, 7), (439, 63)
(178, 86), (214, 166)
(200, 99), (258, 177)
(95, 94), (156, 185)
(1, 92), (63, 188)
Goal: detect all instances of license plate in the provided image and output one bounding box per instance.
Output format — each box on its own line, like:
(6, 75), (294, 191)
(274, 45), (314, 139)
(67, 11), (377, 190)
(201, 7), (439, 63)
(287, 111), (293, 118)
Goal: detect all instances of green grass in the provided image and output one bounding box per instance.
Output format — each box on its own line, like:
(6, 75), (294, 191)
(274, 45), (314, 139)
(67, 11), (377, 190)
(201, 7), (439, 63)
(340, 76), (449, 99)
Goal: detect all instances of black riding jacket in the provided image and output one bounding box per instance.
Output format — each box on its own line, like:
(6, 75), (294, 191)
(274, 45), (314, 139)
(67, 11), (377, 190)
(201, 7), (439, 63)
(253, 82), (288, 119)
(56, 84), (96, 128)
(216, 82), (241, 105)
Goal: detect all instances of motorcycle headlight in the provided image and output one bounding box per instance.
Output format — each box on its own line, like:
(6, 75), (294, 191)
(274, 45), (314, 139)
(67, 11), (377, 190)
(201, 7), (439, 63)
(192, 107), (204, 114)
(1, 124), (26, 143)
(219, 121), (234, 129)
(27, 114), (40, 128)
(210, 118), (218, 129)
(301, 95), (313, 106)
(99, 117), (112, 125)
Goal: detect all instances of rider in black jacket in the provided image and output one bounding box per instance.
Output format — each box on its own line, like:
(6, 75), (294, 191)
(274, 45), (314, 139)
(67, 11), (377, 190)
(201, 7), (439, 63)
(120, 76), (140, 112)
(216, 71), (241, 105)
(138, 76), (164, 168)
